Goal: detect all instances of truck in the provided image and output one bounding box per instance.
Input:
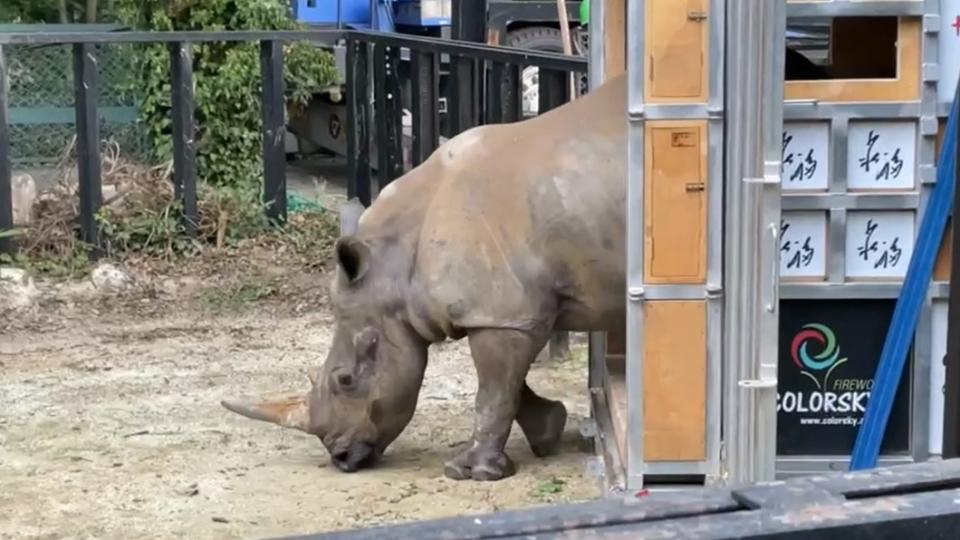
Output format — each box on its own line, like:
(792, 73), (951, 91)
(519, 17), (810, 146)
(284, 1), (588, 161)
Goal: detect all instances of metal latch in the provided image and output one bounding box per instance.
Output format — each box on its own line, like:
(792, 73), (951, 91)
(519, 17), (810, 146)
(688, 11), (707, 22)
(738, 362), (778, 390)
(685, 182), (705, 192)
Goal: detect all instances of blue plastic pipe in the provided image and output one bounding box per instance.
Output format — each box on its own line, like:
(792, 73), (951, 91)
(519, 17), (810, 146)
(848, 79), (960, 470)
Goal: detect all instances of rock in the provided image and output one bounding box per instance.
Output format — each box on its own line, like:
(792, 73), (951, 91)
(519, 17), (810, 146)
(0, 266), (40, 310)
(90, 262), (133, 291)
(0, 266), (28, 286)
(11, 174), (37, 226)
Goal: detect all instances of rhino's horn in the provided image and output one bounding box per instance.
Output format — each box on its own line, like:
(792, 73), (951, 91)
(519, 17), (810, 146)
(221, 394), (311, 433)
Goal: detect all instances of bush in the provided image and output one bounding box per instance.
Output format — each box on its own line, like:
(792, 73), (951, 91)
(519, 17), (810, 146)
(119, 0), (339, 189)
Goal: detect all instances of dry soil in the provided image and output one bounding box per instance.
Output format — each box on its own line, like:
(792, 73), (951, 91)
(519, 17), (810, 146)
(0, 251), (601, 539)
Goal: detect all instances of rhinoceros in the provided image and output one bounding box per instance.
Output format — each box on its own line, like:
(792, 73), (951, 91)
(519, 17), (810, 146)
(221, 46), (810, 481)
(222, 70), (628, 482)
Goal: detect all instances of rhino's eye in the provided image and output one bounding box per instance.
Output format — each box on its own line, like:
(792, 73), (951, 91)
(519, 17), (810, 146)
(336, 373), (354, 390)
(329, 368), (357, 394)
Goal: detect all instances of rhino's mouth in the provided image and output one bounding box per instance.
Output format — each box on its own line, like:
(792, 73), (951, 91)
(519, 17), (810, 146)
(331, 442), (380, 473)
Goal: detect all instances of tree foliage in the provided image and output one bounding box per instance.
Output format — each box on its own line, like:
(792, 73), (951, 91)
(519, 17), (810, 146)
(117, 0), (339, 188)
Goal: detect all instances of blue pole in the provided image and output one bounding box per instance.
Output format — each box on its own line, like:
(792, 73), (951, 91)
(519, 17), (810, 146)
(848, 76), (960, 470)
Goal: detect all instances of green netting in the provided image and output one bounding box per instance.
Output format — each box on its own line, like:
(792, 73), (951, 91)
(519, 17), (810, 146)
(6, 37), (149, 167)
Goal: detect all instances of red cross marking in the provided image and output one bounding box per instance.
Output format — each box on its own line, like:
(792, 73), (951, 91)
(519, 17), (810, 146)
(953, 15), (960, 36)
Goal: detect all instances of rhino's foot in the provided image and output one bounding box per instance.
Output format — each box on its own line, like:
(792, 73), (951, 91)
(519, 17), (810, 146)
(520, 399), (568, 458)
(443, 447), (516, 481)
(517, 384), (568, 458)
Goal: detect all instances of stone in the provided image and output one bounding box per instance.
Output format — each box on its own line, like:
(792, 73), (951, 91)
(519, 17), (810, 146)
(0, 266), (40, 310)
(89, 262), (133, 291)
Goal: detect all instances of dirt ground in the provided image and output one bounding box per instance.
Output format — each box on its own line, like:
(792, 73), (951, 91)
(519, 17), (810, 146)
(0, 247), (601, 539)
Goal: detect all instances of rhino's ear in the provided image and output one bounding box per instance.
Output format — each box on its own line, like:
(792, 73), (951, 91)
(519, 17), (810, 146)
(335, 236), (370, 283)
(339, 198), (364, 236)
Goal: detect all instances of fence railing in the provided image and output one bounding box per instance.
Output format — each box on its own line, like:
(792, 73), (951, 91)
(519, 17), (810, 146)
(0, 29), (587, 255)
(341, 29), (587, 205)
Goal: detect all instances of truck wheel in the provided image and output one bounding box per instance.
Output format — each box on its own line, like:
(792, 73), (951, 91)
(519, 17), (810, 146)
(505, 27), (572, 117)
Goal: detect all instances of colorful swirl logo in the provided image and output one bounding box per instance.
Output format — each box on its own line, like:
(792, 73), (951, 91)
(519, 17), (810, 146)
(790, 323), (848, 390)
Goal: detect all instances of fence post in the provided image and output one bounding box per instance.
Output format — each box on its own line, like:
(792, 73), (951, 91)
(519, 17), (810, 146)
(346, 38), (372, 206)
(169, 41), (198, 235)
(485, 61), (504, 125)
(539, 69), (571, 114)
(0, 45), (13, 256)
(450, 56), (479, 134)
(260, 40), (287, 223)
(73, 43), (103, 253)
(410, 50), (439, 167)
(373, 44), (404, 189)
(501, 64), (522, 123)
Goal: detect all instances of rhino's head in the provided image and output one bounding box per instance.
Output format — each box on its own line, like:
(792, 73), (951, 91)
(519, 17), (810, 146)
(222, 227), (430, 473)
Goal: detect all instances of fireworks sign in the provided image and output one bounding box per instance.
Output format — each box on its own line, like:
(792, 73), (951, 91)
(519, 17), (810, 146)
(777, 299), (913, 456)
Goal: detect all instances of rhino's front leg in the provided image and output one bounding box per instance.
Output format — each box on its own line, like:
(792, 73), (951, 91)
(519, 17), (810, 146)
(444, 328), (545, 481)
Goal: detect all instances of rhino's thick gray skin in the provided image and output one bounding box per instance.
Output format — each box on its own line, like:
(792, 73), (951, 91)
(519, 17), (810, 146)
(222, 73), (627, 481)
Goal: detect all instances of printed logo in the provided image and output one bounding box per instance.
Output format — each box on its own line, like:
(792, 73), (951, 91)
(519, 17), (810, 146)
(790, 323), (849, 390)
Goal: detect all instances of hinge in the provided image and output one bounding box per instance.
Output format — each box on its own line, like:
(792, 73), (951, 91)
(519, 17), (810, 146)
(688, 11), (708, 22)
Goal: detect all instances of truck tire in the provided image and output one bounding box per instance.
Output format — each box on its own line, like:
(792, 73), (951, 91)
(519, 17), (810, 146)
(505, 26), (567, 53)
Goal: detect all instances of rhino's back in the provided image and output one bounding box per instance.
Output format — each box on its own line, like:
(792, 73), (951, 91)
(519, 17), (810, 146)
(415, 75), (628, 334)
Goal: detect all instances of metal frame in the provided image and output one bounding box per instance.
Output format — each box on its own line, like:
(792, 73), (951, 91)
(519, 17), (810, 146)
(623, 0), (728, 489)
(721, 0), (786, 487)
(775, 0), (943, 477)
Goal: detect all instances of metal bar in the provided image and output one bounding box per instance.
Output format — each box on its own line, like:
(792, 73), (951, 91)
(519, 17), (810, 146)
(486, 62), (504, 125)
(0, 30), (347, 45)
(722, 0), (784, 485)
(785, 1), (925, 17)
(754, 0), (786, 484)
(850, 78), (960, 471)
(260, 40), (287, 223)
(0, 30), (586, 71)
(346, 39), (372, 206)
(585, 0), (606, 439)
(624, 0), (645, 491)
(410, 50), (439, 167)
(538, 68), (570, 114)
(373, 43), (403, 188)
(501, 64), (522, 123)
(0, 45), (13, 255)
(169, 41), (197, 234)
(450, 55), (477, 134)
(72, 43), (103, 252)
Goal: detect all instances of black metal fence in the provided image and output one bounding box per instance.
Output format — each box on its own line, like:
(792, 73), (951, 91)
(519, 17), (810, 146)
(0, 29), (587, 255)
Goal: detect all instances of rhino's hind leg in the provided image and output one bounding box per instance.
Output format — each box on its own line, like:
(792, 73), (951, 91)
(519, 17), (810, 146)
(444, 328), (546, 482)
(517, 384), (568, 457)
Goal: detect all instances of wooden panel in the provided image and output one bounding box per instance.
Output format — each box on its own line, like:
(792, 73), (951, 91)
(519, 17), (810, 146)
(935, 118), (952, 282)
(645, 0), (708, 103)
(644, 301), (707, 461)
(603, 0), (626, 79)
(604, 302), (708, 463)
(784, 18), (921, 102)
(935, 221), (952, 282)
(644, 121), (708, 284)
